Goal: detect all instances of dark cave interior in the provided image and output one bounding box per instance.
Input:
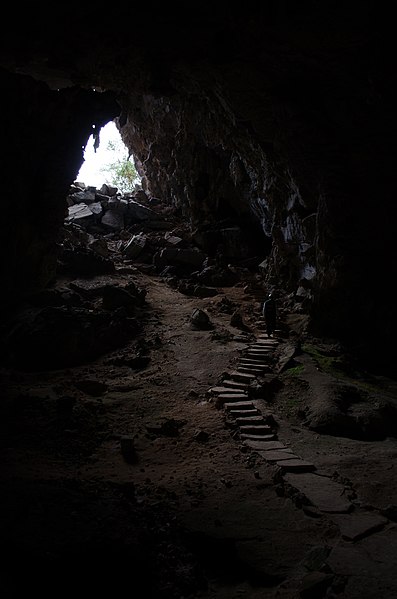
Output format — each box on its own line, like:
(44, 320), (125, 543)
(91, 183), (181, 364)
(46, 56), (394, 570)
(1, 2), (395, 373)
(1, 3), (397, 598)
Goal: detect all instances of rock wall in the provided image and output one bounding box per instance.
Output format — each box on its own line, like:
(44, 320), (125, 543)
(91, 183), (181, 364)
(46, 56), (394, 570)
(0, 70), (119, 305)
(118, 79), (315, 292)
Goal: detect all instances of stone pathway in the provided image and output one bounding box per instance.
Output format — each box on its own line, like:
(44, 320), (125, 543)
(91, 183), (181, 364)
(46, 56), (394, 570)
(207, 330), (396, 596)
(209, 333), (318, 473)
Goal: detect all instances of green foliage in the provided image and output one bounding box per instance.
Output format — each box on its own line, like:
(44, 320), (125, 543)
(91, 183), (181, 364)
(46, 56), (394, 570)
(301, 344), (344, 375)
(302, 343), (395, 396)
(100, 138), (140, 193)
(286, 396), (301, 409)
(284, 364), (305, 376)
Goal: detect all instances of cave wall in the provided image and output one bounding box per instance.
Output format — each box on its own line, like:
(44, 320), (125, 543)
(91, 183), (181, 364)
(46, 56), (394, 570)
(0, 70), (119, 305)
(117, 73), (315, 289)
(113, 21), (396, 364)
(0, 2), (395, 370)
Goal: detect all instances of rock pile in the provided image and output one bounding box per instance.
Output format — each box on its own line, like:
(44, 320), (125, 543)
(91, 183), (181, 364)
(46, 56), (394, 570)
(0, 181), (266, 371)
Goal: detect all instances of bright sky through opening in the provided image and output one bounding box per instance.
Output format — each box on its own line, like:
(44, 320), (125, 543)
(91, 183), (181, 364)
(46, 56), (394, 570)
(77, 121), (126, 188)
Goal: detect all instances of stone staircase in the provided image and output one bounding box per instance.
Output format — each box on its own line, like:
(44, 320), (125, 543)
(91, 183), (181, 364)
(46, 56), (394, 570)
(209, 333), (317, 473)
(207, 331), (390, 544)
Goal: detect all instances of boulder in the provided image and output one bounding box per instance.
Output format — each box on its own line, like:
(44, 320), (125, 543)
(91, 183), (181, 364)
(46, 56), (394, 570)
(190, 308), (213, 330)
(127, 200), (158, 221)
(154, 248), (206, 269)
(123, 234), (147, 258)
(101, 209), (124, 230)
(66, 203), (95, 226)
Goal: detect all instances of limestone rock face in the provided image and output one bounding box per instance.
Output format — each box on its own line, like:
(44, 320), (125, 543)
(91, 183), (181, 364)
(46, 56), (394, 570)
(0, 3), (395, 370)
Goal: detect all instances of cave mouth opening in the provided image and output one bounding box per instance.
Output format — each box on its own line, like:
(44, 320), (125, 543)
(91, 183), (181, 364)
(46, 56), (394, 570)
(77, 120), (141, 193)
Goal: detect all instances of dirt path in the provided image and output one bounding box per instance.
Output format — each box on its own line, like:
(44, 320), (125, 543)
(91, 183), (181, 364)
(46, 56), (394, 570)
(1, 270), (397, 598)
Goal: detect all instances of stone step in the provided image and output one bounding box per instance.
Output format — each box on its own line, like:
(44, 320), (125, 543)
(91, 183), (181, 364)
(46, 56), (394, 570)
(238, 359), (270, 367)
(238, 360), (269, 367)
(260, 450), (299, 462)
(236, 416), (266, 427)
(254, 337), (278, 343)
(240, 362), (270, 370)
(237, 364), (266, 370)
(255, 441), (292, 450)
(233, 335), (252, 343)
(241, 434), (283, 442)
(329, 511), (387, 541)
(215, 394), (251, 408)
(283, 473), (353, 514)
(276, 458), (316, 472)
(248, 344), (273, 350)
(218, 393), (249, 400)
(242, 437), (278, 448)
(258, 333), (280, 339)
(224, 401), (257, 410)
(240, 355), (270, 363)
(240, 344), (271, 351)
(228, 370), (257, 381)
(229, 409), (261, 418)
(221, 379), (251, 390)
(239, 424), (273, 435)
(238, 361), (268, 368)
(236, 366), (269, 375)
(208, 386), (249, 395)
(226, 375), (257, 385)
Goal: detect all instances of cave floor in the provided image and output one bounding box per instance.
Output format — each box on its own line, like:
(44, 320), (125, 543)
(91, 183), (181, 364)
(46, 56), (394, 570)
(1, 267), (397, 599)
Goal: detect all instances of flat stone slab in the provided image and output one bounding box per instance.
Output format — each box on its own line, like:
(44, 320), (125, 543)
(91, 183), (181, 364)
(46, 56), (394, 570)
(215, 394), (250, 408)
(219, 394), (250, 401)
(237, 366), (269, 374)
(229, 409), (261, 418)
(237, 364), (265, 369)
(237, 363), (270, 370)
(251, 347), (275, 351)
(284, 472), (352, 513)
(277, 458), (316, 472)
(242, 437), (279, 449)
(238, 367), (270, 374)
(236, 416), (266, 425)
(221, 380), (251, 389)
(261, 450), (299, 462)
(240, 350), (271, 355)
(244, 355), (271, 360)
(208, 387), (248, 395)
(239, 425), (273, 434)
(241, 357), (270, 364)
(247, 346), (272, 351)
(228, 371), (257, 381)
(224, 401), (256, 410)
(329, 511), (388, 541)
(239, 357), (270, 364)
(256, 441), (292, 450)
(325, 527), (397, 597)
(242, 434), (282, 442)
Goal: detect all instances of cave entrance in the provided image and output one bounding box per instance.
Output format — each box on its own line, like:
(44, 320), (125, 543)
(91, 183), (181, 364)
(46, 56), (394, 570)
(77, 120), (141, 193)
(64, 119), (150, 248)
